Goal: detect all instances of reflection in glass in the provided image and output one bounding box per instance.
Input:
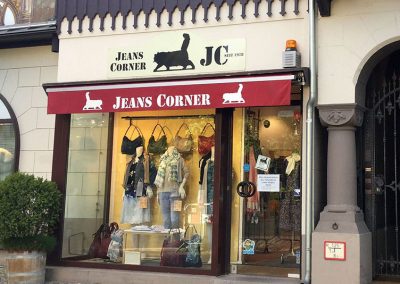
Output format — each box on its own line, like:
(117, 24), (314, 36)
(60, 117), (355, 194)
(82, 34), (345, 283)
(0, 0), (55, 27)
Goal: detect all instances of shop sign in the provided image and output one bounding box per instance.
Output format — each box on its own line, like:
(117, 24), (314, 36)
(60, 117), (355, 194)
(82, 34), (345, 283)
(324, 241), (346, 261)
(108, 33), (246, 78)
(46, 75), (293, 114)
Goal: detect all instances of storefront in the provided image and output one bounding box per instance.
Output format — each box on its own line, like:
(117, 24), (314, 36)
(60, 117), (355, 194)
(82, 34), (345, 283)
(43, 0), (311, 281)
(44, 69), (307, 278)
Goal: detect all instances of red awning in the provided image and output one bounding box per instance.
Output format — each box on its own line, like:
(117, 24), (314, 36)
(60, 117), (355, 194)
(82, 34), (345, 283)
(45, 75), (294, 114)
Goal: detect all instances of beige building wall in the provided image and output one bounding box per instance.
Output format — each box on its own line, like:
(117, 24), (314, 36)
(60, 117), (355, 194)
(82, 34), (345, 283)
(0, 45), (58, 180)
(318, 0), (400, 105)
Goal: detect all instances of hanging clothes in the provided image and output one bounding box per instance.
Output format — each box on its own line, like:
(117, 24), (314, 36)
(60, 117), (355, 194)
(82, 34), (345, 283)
(246, 146), (260, 218)
(198, 151), (214, 220)
(279, 160), (301, 231)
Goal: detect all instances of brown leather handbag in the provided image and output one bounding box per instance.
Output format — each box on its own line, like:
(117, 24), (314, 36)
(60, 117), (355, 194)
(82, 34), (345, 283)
(174, 123), (193, 154)
(198, 123), (215, 156)
(88, 222), (119, 259)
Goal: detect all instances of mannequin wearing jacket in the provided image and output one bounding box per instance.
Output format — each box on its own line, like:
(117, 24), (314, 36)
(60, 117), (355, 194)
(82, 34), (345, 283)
(154, 146), (189, 229)
(121, 146), (156, 224)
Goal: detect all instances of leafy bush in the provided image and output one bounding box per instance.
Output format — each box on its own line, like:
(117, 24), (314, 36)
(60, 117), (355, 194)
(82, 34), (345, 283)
(0, 172), (62, 252)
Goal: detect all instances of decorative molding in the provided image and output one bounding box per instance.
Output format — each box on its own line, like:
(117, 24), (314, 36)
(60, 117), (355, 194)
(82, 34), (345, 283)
(316, 0), (332, 17)
(318, 104), (365, 127)
(56, 0), (303, 34)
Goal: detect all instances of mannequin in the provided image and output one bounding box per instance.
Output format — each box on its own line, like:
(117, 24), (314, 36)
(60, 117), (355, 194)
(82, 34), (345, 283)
(154, 145), (189, 229)
(121, 146), (155, 224)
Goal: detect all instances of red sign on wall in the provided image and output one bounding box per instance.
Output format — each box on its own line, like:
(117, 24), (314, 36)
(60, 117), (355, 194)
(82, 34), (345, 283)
(45, 75), (293, 114)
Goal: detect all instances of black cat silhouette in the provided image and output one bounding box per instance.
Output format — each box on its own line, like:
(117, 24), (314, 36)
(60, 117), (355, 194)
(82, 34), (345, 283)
(153, 33), (195, 72)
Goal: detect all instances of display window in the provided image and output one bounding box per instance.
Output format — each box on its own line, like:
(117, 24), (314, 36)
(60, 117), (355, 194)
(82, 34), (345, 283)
(62, 109), (216, 271)
(46, 72), (303, 276)
(230, 106), (302, 278)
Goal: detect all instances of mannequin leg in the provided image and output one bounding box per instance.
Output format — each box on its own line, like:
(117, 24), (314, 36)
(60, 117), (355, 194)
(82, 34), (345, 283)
(159, 192), (172, 229)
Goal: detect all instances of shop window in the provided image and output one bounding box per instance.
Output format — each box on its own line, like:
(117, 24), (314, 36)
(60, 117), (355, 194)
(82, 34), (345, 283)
(62, 113), (109, 258)
(62, 109), (215, 271)
(230, 106), (302, 277)
(0, 94), (19, 181)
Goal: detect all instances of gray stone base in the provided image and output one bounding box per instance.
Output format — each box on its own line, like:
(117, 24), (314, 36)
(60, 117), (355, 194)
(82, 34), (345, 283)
(312, 211), (372, 284)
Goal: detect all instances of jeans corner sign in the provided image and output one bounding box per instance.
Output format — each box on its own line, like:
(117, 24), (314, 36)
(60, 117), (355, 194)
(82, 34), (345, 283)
(107, 33), (246, 78)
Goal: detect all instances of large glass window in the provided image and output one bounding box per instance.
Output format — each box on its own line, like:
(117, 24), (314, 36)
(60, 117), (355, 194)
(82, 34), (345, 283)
(231, 106), (302, 278)
(0, 95), (18, 181)
(62, 109), (215, 271)
(62, 113), (109, 258)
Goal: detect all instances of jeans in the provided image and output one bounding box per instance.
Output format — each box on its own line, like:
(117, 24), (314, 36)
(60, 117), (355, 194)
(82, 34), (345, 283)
(159, 191), (180, 229)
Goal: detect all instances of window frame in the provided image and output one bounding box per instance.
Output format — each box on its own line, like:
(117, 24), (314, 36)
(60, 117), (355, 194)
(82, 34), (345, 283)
(0, 94), (20, 174)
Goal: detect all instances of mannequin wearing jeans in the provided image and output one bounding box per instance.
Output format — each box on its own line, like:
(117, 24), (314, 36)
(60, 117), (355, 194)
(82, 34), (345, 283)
(155, 146), (189, 229)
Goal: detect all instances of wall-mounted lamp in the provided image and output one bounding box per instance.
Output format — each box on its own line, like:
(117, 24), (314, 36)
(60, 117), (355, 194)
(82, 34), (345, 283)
(282, 39), (301, 68)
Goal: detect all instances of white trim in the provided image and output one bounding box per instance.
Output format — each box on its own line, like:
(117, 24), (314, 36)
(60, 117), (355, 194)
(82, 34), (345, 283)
(47, 75), (295, 93)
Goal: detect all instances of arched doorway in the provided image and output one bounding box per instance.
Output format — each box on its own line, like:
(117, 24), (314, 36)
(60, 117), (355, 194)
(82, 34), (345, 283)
(0, 94), (19, 180)
(363, 46), (400, 277)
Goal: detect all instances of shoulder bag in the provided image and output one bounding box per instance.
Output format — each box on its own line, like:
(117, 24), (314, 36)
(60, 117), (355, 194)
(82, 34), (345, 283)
(88, 222), (117, 259)
(174, 123), (193, 154)
(198, 123), (215, 156)
(121, 122), (144, 155)
(160, 230), (187, 267)
(148, 123), (167, 155)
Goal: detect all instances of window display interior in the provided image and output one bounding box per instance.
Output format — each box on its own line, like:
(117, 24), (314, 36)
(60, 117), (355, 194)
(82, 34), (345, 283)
(108, 109), (215, 269)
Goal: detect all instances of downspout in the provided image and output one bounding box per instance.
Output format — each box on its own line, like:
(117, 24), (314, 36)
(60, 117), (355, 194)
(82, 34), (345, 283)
(304, 0), (317, 283)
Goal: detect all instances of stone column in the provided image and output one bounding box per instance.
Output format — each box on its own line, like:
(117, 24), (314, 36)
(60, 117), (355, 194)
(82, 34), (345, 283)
(312, 104), (372, 284)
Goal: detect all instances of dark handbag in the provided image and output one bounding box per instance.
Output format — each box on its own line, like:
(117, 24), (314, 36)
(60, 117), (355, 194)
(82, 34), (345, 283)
(88, 222), (118, 258)
(121, 122), (144, 155)
(198, 123), (215, 156)
(148, 123), (167, 155)
(183, 225), (202, 267)
(174, 123), (193, 154)
(160, 232), (187, 267)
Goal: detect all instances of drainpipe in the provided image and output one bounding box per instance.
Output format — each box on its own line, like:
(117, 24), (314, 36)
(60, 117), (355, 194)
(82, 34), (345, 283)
(304, 0), (317, 283)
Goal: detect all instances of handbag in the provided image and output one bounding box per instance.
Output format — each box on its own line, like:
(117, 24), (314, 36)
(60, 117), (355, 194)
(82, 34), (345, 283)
(107, 223), (124, 262)
(183, 225), (202, 267)
(174, 123), (194, 154)
(148, 123), (167, 155)
(121, 122), (144, 155)
(88, 222), (118, 259)
(198, 123), (215, 156)
(160, 231), (187, 267)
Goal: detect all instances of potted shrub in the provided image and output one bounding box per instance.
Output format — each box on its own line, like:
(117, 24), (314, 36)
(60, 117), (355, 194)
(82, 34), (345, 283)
(0, 172), (62, 284)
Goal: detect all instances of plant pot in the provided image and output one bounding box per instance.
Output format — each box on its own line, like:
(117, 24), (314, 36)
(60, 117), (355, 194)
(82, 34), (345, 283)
(0, 250), (46, 284)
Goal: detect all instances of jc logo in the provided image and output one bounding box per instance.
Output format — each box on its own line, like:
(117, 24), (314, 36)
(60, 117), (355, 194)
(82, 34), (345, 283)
(200, 45), (229, 66)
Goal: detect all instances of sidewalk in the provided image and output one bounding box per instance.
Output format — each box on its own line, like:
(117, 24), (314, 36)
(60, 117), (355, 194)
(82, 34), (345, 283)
(45, 266), (300, 284)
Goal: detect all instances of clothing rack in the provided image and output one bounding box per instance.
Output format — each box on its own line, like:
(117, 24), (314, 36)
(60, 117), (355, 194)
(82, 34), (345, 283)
(122, 115), (215, 121)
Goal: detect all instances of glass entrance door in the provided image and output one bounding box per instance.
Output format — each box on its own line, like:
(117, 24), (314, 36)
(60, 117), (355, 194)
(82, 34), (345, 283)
(230, 106), (302, 278)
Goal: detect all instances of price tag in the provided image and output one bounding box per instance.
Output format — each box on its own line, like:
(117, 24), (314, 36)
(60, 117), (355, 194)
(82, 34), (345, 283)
(173, 200), (182, 211)
(139, 197), (148, 208)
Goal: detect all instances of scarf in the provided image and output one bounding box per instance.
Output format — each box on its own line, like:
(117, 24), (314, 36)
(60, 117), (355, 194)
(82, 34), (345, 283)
(285, 153), (301, 175)
(154, 147), (181, 188)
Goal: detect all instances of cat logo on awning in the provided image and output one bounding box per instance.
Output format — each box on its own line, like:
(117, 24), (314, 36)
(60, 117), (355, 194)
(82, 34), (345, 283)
(83, 92), (103, 110)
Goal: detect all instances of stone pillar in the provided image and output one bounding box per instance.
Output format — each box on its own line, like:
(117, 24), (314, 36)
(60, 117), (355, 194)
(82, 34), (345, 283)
(312, 104), (372, 284)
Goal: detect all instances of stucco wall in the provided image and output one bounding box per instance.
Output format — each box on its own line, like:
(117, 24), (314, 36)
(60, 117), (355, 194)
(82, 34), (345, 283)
(57, 1), (309, 82)
(0, 46), (58, 179)
(318, 0), (400, 105)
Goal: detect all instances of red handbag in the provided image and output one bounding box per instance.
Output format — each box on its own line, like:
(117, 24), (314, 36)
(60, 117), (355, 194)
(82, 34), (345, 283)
(160, 234), (187, 267)
(88, 222), (118, 259)
(198, 123), (215, 156)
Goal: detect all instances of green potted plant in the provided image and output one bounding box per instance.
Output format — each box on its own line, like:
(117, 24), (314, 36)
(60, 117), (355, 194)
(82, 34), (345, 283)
(0, 172), (62, 284)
